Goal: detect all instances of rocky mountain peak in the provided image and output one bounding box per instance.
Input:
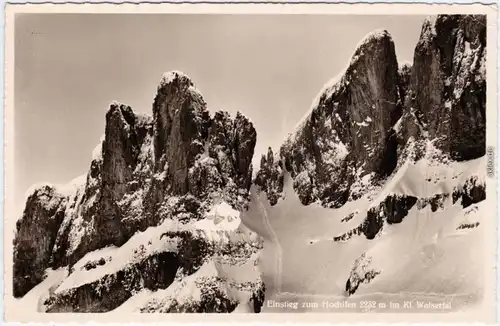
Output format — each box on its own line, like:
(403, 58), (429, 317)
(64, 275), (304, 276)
(401, 14), (486, 161)
(250, 16), (486, 303)
(107, 101), (136, 125)
(207, 111), (257, 192)
(398, 62), (412, 104)
(13, 185), (67, 297)
(159, 70), (194, 89)
(102, 102), (140, 197)
(347, 29), (393, 67)
(14, 71), (261, 309)
(255, 147), (284, 205)
(257, 15), (486, 209)
(261, 29), (401, 207)
(343, 29), (401, 175)
(153, 71), (210, 195)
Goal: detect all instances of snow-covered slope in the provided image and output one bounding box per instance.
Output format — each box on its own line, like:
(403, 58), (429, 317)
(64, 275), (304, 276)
(243, 152), (485, 312)
(42, 203), (264, 312)
(11, 268), (68, 313)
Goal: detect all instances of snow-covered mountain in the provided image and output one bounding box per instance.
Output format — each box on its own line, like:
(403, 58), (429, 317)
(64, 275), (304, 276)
(14, 71), (264, 313)
(251, 14), (486, 311)
(13, 14), (486, 314)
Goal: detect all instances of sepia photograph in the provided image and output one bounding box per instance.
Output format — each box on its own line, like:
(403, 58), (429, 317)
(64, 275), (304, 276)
(3, 3), (497, 323)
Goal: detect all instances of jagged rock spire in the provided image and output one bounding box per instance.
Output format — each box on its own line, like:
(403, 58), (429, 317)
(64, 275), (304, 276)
(403, 15), (486, 160)
(14, 71), (258, 300)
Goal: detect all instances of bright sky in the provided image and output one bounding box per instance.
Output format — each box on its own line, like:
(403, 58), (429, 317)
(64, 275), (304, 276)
(15, 14), (426, 210)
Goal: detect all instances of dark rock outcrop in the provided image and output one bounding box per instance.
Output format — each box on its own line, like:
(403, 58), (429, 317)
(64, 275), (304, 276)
(13, 186), (67, 297)
(149, 72), (256, 210)
(457, 222), (480, 230)
(362, 195), (417, 239)
(251, 282), (266, 313)
(97, 103), (143, 247)
(45, 252), (179, 312)
(153, 72), (210, 196)
(341, 211), (358, 223)
(203, 111), (257, 201)
(401, 15), (486, 160)
(55, 104), (156, 270)
(161, 277), (239, 313)
(345, 253), (381, 295)
(398, 62), (413, 104)
(452, 176), (486, 208)
(333, 225), (363, 242)
(254, 147), (284, 205)
(417, 193), (450, 212)
(161, 230), (214, 276)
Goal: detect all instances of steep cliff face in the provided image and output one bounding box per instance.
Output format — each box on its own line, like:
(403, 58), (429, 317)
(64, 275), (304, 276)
(97, 103), (151, 247)
(13, 186), (68, 297)
(400, 15), (486, 162)
(48, 103), (156, 271)
(13, 72), (263, 313)
(153, 72), (210, 195)
(257, 30), (402, 208)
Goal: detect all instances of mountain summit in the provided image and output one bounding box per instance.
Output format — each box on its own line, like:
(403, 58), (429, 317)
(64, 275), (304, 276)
(14, 71), (263, 312)
(256, 15), (486, 209)
(251, 14), (486, 306)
